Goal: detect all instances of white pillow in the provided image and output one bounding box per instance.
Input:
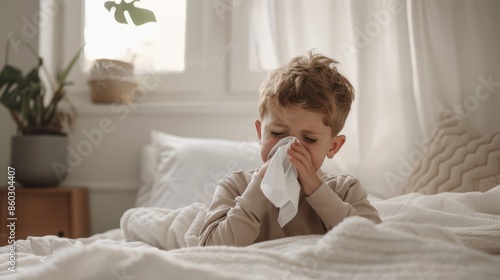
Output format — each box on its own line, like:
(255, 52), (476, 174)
(402, 114), (500, 194)
(148, 131), (262, 209)
(135, 145), (156, 207)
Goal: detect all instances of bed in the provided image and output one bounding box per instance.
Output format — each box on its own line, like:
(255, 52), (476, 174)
(1, 119), (500, 279)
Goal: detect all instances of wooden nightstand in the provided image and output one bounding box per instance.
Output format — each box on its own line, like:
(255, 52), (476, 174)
(0, 187), (90, 246)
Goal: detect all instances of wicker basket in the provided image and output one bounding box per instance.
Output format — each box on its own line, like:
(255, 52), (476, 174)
(88, 79), (138, 104)
(88, 59), (137, 104)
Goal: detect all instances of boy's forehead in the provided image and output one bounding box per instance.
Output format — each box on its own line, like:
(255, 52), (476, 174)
(263, 106), (328, 129)
(266, 105), (319, 119)
(263, 106), (297, 122)
(274, 107), (299, 121)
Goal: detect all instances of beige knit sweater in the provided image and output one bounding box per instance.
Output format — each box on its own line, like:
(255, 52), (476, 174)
(199, 169), (381, 246)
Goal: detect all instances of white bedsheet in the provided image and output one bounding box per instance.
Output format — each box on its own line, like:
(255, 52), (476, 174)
(1, 186), (500, 280)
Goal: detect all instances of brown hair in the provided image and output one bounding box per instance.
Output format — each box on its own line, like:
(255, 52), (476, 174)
(258, 51), (355, 136)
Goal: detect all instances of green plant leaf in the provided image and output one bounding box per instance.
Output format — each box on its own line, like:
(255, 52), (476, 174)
(104, 0), (157, 26)
(26, 65), (41, 84)
(56, 45), (84, 86)
(0, 65), (24, 112)
(19, 67), (42, 127)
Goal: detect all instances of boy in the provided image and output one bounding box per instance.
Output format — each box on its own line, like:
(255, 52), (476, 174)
(199, 51), (381, 246)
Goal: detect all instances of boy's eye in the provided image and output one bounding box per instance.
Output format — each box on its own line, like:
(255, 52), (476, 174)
(303, 136), (317, 143)
(270, 131), (285, 137)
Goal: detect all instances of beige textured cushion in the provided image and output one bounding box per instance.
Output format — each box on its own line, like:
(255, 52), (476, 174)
(402, 114), (500, 194)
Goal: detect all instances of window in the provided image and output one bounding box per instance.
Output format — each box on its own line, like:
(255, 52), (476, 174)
(84, 0), (186, 73)
(43, 0), (261, 102)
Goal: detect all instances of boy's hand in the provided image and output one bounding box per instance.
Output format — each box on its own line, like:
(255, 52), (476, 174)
(257, 160), (270, 179)
(288, 142), (322, 195)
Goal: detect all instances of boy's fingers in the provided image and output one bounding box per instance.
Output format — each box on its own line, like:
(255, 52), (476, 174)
(290, 143), (311, 162)
(288, 147), (307, 165)
(289, 152), (314, 178)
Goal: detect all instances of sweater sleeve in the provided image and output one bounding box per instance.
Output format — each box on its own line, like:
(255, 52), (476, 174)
(305, 176), (382, 229)
(198, 173), (269, 247)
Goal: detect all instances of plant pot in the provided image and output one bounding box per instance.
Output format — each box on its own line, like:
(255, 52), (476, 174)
(10, 135), (69, 188)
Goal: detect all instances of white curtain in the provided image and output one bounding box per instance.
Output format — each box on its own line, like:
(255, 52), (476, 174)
(249, 0), (500, 198)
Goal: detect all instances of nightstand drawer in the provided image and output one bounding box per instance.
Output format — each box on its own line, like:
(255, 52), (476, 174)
(15, 193), (70, 238)
(0, 187), (90, 245)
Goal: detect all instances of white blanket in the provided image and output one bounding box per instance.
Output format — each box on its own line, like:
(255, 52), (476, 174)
(121, 184), (500, 254)
(3, 217), (500, 279)
(2, 186), (500, 279)
(120, 203), (207, 250)
(373, 185), (500, 254)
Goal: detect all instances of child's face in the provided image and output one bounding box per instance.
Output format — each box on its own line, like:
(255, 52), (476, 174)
(255, 105), (344, 171)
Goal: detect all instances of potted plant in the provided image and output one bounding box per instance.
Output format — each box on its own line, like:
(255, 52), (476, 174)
(0, 34), (82, 187)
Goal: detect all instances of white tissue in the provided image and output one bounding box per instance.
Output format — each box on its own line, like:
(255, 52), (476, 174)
(261, 136), (301, 227)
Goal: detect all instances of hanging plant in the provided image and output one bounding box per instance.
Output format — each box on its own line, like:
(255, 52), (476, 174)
(104, 0), (157, 26)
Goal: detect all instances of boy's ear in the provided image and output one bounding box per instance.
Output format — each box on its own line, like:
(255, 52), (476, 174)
(255, 119), (262, 141)
(327, 135), (346, 158)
